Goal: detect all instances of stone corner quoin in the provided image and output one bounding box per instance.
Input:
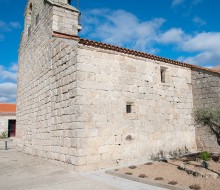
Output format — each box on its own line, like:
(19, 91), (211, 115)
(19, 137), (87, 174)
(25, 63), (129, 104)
(16, 0), (220, 172)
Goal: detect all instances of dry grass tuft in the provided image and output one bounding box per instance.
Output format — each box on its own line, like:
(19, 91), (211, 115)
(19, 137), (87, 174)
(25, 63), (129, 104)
(138, 174), (147, 178)
(154, 177), (164, 180)
(168, 181), (178, 185)
(125, 172), (133, 175)
(128, 165), (137, 169)
(189, 184), (201, 190)
(144, 162), (153, 165)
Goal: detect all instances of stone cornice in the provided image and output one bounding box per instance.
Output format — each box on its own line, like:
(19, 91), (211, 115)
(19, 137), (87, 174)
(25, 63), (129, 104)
(45, 0), (79, 12)
(52, 31), (79, 40)
(0, 113), (16, 116)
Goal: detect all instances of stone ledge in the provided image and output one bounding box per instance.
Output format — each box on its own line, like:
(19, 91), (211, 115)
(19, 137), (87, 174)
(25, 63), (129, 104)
(178, 163), (219, 179)
(45, 0), (79, 12)
(106, 170), (190, 190)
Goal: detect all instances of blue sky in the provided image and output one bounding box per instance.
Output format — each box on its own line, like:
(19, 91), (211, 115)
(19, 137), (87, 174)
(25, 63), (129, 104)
(0, 0), (220, 102)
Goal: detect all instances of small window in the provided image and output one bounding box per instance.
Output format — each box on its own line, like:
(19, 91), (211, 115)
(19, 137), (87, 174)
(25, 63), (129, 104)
(160, 67), (167, 83)
(126, 103), (133, 113)
(35, 14), (39, 25)
(126, 105), (132, 113)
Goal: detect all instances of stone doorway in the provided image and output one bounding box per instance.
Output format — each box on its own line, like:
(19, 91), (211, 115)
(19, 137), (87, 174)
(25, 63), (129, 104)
(8, 120), (16, 137)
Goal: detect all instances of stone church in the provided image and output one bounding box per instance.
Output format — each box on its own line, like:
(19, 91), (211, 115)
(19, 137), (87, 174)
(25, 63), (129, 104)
(17, 0), (220, 171)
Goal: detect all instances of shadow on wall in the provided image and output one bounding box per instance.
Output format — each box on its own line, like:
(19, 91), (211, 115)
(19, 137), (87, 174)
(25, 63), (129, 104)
(151, 146), (191, 161)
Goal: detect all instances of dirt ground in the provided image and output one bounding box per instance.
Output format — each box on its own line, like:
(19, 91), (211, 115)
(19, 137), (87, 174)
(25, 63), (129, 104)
(116, 157), (220, 190)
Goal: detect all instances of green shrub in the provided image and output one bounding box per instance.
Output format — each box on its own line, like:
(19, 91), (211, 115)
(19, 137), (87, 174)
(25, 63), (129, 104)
(194, 108), (220, 146)
(195, 108), (220, 126)
(199, 151), (211, 161)
(1, 131), (8, 139)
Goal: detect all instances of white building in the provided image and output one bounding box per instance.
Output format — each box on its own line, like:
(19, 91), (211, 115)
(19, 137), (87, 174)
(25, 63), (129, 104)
(0, 103), (16, 137)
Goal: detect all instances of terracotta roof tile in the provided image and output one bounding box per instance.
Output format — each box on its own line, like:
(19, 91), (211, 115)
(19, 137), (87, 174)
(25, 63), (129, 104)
(214, 66), (220, 71)
(0, 103), (16, 114)
(78, 38), (220, 75)
(52, 31), (220, 75)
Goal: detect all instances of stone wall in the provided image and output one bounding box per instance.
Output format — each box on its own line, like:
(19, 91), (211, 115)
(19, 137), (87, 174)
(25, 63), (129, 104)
(74, 45), (197, 171)
(17, 1), (53, 154)
(52, 4), (81, 36)
(49, 38), (78, 165)
(17, 1), (79, 167)
(17, 0), (198, 172)
(0, 115), (16, 134)
(192, 68), (220, 152)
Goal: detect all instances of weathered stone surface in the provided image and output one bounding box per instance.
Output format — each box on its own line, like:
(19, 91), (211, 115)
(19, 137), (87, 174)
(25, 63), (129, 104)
(17, 0), (220, 173)
(73, 46), (197, 170)
(0, 115), (16, 134)
(192, 69), (220, 152)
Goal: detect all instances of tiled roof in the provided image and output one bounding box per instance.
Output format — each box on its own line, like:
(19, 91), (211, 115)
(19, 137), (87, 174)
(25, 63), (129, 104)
(0, 103), (16, 114)
(214, 66), (220, 71)
(52, 31), (220, 75)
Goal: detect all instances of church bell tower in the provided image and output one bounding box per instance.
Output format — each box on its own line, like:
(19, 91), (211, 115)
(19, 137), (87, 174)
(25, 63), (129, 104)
(23, 0), (81, 42)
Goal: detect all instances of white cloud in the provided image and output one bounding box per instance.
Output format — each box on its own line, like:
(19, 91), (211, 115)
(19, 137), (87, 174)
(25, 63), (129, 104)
(156, 29), (220, 66)
(0, 82), (17, 103)
(0, 63), (18, 103)
(171, 0), (185, 7)
(9, 22), (21, 29)
(0, 20), (21, 31)
(0, 64), (17, 81)
(178, 51), (220, 66)
(176, 33), (220, 66)
(193, 16), (206, 26)
(171, 0), (202, 8)
(181, 33), (220, 52)
(158, 28), (186, 44)
(9, 63), (18, 72)
(0, 20), (21, 41)
(158, 29), (220, 66)
(0, 21), (8, 31)
(82, 9), (165, 52)
(82, 8), (220, 67)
